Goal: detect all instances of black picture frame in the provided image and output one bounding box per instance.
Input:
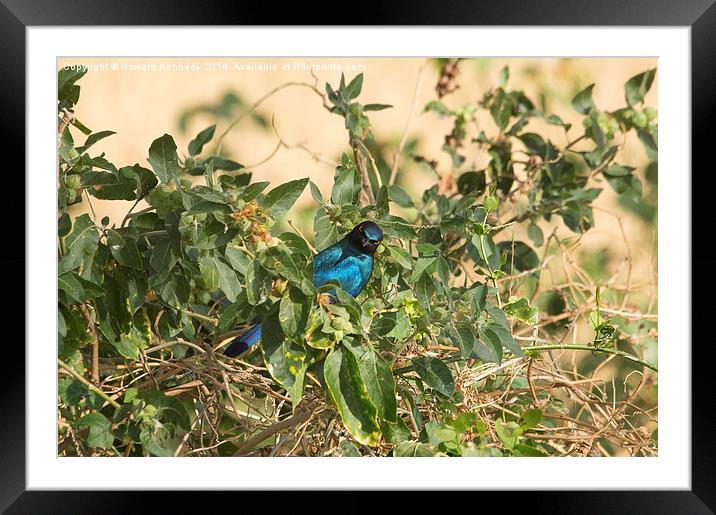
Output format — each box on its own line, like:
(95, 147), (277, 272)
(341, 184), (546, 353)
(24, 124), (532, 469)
(4, 1), (712, 512)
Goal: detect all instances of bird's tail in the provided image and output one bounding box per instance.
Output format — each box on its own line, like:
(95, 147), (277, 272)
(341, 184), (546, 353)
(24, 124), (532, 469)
(224, 323), (262, 357)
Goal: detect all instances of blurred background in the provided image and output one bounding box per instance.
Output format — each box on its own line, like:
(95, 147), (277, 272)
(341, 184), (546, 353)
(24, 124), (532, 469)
(59, 58), (658, 442)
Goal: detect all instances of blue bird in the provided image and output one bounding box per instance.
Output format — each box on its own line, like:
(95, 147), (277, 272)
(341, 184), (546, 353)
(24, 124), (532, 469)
(223, 220), (384, 357)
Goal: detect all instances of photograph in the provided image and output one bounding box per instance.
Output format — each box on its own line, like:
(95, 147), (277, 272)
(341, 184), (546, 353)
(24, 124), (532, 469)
(56, 56), (658, 458)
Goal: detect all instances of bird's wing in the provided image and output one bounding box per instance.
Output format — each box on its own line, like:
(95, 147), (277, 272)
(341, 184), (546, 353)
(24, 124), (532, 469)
(315, 254), (371, 297)
(312, 242), (346, 288)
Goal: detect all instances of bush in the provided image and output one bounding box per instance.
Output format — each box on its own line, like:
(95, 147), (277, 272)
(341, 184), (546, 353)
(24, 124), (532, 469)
(57, 60), (658, 457)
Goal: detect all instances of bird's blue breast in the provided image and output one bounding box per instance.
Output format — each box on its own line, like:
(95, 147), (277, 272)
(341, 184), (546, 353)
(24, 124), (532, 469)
(312, 240), (374, 297)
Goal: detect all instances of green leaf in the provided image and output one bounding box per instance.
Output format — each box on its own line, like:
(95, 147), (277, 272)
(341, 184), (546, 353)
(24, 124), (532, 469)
(544, 113), (571, 130)
(497, 241), (540, 274)
(58, 272), (104, 304)
(331, 167), (361, 206)
(457, 171), (486, 195)
(139, 422), (175, 457)
(260, 246), (302, 285)
(279, 287), (309, 336)
(452, 412), (479, 433)
(58, 213), (71, 238)
(58, 272), (86, 304)
(485, 322), (523, 357)
(148, 134), (180, 184)
(484, 194), (498, 213)
(527, 223), (544, 247)
(263, 177), (309, 218)
(499, 66), (509, 87)
(625, 69), (656, 106)
(518, 133), (546, 158)
(604, 164), (641, 200)
(324, 346), (381, 445)
(215, 257), (241, 303)
(106, 229), (143, 270)
(58, 67), (87, 107)
(309, 180), (324, 205)
(76, 412), (114, 449)
(245, 260), (270, 305)
(140, 389), (191, 431)
(82, 170), (135, 200)
(364, 104), (393, 111)
(424, 100), (451, 118)
(71, 118), (92, 135)
(411, 356), (455, 397)
(205, 156), (244, 171)
(449, 325), (476, 359)
(386, 245), (413, 270)
(125, 164), (158, 199)
(637, 126), (658, 159)
(345, 73), (364, 99)
(571, 83), (595, 114)
(224, 246), (250, 275)
(199, 256), (220, 291)
(490, 89), (512, 130)
(393, 441), (444, 457)
(474, 326), (502, 364)
(486, 303), (509, 329)
(387, 185), (414, 207)
(59, 214), (99, 274)
(314, 209), (340, 249)
(471, 283), (488, 315)
(58, 377), (85, 405)
(188, 124), (216, 156)
(503, 297), (539, 325)
(378, 215), (418, 239)
(472, 234), (501, 272)
(150, 238), (177, 273)
(76, 130), (116, 155)
(512, 443), (547, 457)
(346, 341), (398, 423)
(330, 439), (362, 457)
(261, 317), (307, 400)
(379, 417), (412, 444)
(110, 323), (150, 360)
(495, 419), (521, 450)
(59, 128), (79, 167)
(519, 408), (543, 430)
(187, 201), (232, 215)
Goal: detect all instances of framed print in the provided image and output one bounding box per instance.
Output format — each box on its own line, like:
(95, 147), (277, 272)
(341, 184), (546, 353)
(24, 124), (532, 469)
(3, 0), (713, 512)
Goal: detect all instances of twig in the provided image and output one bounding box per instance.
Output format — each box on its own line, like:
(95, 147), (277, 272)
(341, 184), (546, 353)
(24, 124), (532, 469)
(57, 108), (75, 144)
(352, 140), (375, 206)
(287, 219), (317, 254)
(78, 304), (100, 385)
(269, 115), (337, 168)
(120, 198), (143, 228)
(216, 81), (329, 154)
(390, 59), (429, 186)
(234, 401), (317, 456)
(58, 358), (121, 409)
(144, 339), (207, 355)
(393, 343), (657, 375)
(527, 344), (657, 372)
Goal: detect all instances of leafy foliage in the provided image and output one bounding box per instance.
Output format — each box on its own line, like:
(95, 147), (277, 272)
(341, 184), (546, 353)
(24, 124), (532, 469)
(57, 63), (658, 458)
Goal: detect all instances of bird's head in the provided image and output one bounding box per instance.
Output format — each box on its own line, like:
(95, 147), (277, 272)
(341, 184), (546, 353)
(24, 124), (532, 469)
(348, 220), (384, 254)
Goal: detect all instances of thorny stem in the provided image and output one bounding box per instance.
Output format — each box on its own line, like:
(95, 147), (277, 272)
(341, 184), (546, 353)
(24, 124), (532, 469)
(392, 343), (657, 375)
